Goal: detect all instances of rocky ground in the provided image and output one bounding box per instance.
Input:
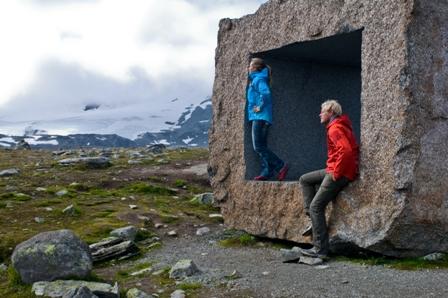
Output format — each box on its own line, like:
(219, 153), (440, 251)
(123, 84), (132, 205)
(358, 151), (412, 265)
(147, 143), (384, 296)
(1, 147), (448, 298)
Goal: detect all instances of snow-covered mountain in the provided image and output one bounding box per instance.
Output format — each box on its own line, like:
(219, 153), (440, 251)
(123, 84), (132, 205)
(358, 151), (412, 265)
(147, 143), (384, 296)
(0, 98), (211, 149)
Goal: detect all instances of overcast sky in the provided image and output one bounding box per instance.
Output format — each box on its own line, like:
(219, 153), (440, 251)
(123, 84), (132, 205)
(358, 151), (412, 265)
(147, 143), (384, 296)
(0, 0), (266, 132)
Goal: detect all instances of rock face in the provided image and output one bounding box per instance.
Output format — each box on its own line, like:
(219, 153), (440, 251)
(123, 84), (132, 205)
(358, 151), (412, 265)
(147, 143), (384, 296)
(11, 230), (92, 284)
(58, 157), (111, 168)
(32, 280), (119, 298)
(209, 0), (448, 257)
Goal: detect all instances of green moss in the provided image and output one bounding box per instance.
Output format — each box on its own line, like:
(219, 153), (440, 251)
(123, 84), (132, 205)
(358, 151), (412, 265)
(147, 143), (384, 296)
(219, 232), (258, 248)
(174, 179), (187, 188)
(178, 282), (202, 290)
(336, 254), (448, 271)
(7, 265), (22, 287)
(134, 229), (157, 242)
(44, 244), (56, 255)
(126, 183), (176, 196)
(0, 202), (6, 209)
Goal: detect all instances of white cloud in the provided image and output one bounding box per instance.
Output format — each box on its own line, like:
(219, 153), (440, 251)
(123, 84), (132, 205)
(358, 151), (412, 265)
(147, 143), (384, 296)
(0, 0), (266, 135)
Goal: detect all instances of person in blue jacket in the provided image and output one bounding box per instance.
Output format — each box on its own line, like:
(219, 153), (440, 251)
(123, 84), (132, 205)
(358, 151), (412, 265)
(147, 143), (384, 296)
(247, 57), (288, 181)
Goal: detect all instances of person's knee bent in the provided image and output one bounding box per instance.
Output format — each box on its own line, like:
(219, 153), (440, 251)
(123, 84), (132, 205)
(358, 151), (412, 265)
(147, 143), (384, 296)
(309, 199), (326, 215)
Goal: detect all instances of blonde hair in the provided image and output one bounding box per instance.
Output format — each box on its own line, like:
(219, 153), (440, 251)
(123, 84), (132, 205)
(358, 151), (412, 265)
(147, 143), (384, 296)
(321, 99), (342, 116)
(250, 57), (272, 85)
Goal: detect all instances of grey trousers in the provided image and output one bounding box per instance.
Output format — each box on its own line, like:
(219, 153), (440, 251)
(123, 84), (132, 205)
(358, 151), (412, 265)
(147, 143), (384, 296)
(299, 169), (349, 255)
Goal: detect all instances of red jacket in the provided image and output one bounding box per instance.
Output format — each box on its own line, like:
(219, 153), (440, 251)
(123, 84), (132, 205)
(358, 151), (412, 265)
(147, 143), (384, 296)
(326, 114), (359, 181)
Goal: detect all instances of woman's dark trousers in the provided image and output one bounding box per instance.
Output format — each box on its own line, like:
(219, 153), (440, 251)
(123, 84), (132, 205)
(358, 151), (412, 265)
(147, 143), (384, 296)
(251, 120), (284, 178)
(299, 169), (349, 255)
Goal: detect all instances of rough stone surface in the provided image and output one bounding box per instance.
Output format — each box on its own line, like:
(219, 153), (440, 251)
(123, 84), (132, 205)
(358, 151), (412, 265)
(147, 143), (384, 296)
(209, 0), (448, 257)
(58, 157), (111, 168)
(0, 168), (20, 177)
(109, 226), (138, 241)
(196, 227), (211, 236)
(280, 247), (302, 263)
(11, 229), (92, 284)
(169, 259), (200, 279)
(299, 256), (324, 266)
(32, 280), (119, 298)
(170, 290), (185, 298)
(126, 288), (154, 298)
(192, 193), (214, 205)
(62, 286), (99, 298)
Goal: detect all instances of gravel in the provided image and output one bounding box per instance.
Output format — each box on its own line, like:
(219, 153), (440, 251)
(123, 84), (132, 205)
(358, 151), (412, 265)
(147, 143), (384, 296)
(143, 226), (448, 298)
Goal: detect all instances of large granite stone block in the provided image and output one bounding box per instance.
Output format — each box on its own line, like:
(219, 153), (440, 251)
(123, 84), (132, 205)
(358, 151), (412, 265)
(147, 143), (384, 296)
(209, 0), (448, 257)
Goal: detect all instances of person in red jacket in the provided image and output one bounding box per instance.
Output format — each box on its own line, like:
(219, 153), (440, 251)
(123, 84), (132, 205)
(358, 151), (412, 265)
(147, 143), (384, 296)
(299, 99), (359, 259)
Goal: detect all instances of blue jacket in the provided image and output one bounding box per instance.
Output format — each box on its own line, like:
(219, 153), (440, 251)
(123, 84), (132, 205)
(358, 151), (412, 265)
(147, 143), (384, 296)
(246, 67), (273, 124)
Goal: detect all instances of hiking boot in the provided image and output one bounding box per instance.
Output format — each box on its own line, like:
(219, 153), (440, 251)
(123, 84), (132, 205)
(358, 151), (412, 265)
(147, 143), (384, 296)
(302, 225), (313, 237)
(298, 247), (329, 260)
(254, 175), (268, 181)
(277, 163), (289, 181)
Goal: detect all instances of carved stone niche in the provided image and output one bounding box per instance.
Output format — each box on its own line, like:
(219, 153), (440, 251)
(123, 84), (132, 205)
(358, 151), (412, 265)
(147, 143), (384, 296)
(209, 0), (448, 257)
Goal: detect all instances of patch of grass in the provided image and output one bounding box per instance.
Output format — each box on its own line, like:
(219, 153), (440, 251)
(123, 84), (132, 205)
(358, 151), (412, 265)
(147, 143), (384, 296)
(159, 213), (180, 224)
(0, 202), (6, 209)
(7, 265), (22, 286)
(174, 179), (187, 188)
(219, 232), (258, 248)
(134, 229), (157, 242)
(178, 282), (202, 291)
(126, 182), (176, 196)
(151, 266), (174, 287)
(35, 199), (62, 207)
(336, 254), (448, 271)
(0, 192), (32, 202)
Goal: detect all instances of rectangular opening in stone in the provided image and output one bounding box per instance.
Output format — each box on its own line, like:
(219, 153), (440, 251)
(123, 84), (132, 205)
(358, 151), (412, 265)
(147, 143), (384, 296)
(245, 29), (363, 181)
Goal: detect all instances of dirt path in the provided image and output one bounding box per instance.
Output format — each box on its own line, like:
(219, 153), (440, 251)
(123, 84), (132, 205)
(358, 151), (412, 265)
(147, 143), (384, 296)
(142, 224), (448, 298)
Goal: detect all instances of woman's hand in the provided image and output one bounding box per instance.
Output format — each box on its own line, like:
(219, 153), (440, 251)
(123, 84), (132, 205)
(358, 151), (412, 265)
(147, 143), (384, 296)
(253, 106), (260, 113)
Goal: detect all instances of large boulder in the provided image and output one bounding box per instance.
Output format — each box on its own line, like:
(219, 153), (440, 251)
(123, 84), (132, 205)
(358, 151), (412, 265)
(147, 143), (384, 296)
(58, 157), (111, 168)
(11, 230), (92, 284)
(32, 280), (119, 298)
(209, 0), (448, 257)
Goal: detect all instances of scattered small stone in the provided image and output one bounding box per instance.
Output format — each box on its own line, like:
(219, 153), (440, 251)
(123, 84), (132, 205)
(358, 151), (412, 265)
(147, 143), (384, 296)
(56, 189), (69, 197)
(128, 160), (142, 165)
(36, 187), (47, 192)
(152, 269), (166, 276)
(167, 230), (177, 237)
(201, 253), (208, 256)
(191, 193), (214, 205)
(129, 196), (136, 200)
(126, 288), (154, 298)
(299, 256), (324, 266)
(44, 207), (53, 212)
(163, 224), (168, 228)
(170, 290), (185, 298)
(315, 265), (330, 269)
(209, 213), (223, 219)
(121, 197), (127, 201)
(423, 252), (445, 261)
(110, 226), (138, 241)
(169, 259), (200, 279)
(281, 246), (302, 263)
(341, 280), (349, 284)
(262, 271), (270, 276)
(63, 205), (76, 215)
(154, 223), (164, 229)
(196, 227), (210, 236)
(34, 217), (45, 223)
(0, 263), (7, 273)
(225, 270), (242, 280)
(130, 267), (153, 276)
(129, 205), (138, 210)
(137, 215), (151, 222)
(0, 168), (20, 177)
